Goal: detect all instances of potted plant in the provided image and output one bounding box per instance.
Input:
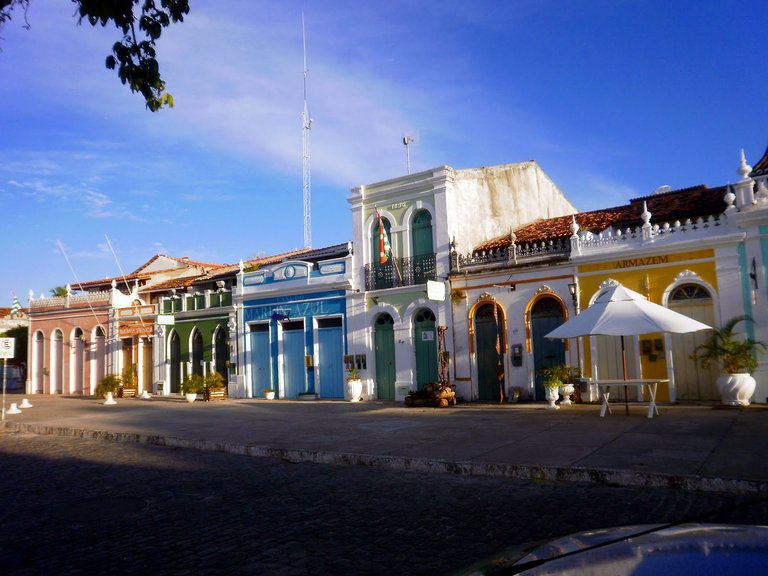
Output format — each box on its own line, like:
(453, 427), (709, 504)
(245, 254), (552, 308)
(346, 366), (363, 402)
(96, 373), (121, 404)
(204, 371), (227, 401)
(692, 315), (766, 406)
(263, 388), (275, 400)
(118, 364), (137, 398)
(559, 365), (579, 406)
(538, 364), (571, 410)
(180, 374), (204, 403)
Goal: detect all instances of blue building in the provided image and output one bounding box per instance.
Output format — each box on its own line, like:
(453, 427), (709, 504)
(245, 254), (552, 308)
(232, 243), (354, 399)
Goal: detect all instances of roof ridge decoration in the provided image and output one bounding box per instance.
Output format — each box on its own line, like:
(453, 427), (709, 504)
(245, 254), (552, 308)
(749, 144), (768, 178)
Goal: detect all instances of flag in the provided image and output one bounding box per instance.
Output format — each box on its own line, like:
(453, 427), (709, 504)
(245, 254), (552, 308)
(10, 294), (22, 318)
(378, 212), (391, 264)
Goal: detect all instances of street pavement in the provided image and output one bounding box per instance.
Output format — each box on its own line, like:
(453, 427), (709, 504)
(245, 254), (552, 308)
(1, 394), (767, 494)
(1, 395), (767, 575)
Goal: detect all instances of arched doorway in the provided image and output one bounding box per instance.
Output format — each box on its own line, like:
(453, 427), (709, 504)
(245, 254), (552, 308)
(169, 330), (181, 393)
(669, 283), (718, 401)
(530, 297), (566, 400)
(33, 331), (44, 394)
(372, 216), (394, 289)
(411, 210), (434, 285)
(51, 329), (64, 394)
(214, 325), (229, 380)
(374, 313), (396, 399)
(475, 303), (505, 401)
(414, 309), (438, 390)
(72, 328), (85, 394)
(191, 329), (203, 376)
(92, 326), (106, 394)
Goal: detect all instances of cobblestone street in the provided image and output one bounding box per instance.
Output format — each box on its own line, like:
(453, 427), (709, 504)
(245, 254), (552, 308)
(1, 430), (767, 575)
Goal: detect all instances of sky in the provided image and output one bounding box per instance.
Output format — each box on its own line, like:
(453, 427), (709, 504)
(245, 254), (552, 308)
(1, 0), (767, 306)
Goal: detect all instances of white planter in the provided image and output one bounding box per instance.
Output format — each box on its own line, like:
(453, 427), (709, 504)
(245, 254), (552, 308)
(347, 379), (363, 402)
(716, 373), (756, 406)
(185, 393), (197, 403)
(545, 386), (560, 410)
(560, 384), (575, 406)
(264, 391), (275, 400)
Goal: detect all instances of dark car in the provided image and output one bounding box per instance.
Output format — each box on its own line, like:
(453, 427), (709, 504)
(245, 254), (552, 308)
(2, 365), (24, 391)
(457, 523), (768, 575)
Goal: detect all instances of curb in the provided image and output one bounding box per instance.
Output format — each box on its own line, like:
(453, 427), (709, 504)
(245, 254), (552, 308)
(4, 421), (767, 497)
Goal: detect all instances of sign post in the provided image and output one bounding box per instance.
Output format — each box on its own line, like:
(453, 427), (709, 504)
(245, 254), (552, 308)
(0, 338), (16, 421)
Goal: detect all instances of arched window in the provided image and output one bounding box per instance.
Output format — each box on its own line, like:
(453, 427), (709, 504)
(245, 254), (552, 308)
(670, 284), (712, 302)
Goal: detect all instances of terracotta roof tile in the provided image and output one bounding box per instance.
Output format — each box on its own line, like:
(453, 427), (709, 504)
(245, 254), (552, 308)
(474, 184), (728, 252)
(751, 146), (768, 178)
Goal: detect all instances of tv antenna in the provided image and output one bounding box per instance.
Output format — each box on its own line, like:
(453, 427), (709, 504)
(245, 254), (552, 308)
(302, 13), (312, 248)
(403, 135), (414, 174)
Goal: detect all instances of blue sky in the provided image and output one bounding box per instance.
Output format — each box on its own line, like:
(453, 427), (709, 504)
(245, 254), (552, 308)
(1, 0), (766, 306)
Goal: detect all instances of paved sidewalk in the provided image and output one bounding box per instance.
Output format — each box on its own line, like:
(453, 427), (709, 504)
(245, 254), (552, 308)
(2, 394), (767, 495)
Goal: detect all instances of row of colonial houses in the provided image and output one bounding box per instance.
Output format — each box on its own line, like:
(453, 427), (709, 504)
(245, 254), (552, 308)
(21, 146), (768, 405)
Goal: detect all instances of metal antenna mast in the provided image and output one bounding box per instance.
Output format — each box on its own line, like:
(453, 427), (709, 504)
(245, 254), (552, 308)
(403, 135), (414, 174)
(302, 13), (312, 248)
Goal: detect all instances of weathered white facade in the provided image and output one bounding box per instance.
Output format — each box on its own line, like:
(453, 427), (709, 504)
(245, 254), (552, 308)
(347, 161), (577, 401)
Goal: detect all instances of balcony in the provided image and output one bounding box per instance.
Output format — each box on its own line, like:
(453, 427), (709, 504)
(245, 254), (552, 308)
(364, 254), (436, 291)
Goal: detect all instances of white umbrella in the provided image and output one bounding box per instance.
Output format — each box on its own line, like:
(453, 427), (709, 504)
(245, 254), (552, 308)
(546, 283), (712, 413)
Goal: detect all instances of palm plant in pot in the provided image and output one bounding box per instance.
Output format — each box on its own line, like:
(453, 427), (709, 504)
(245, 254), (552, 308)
(346, 366), (363, 402)
(96, 373), (121, 404)
(692, 315), (765, 406)
(180, 374), (205, 403)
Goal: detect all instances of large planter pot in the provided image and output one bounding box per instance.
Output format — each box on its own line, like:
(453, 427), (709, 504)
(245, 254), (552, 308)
(716, 373), (756, 406)
(264, 390), (275, 400)
(544, 386), (560, 410)
(560, 383), (575, 406)
(347, 378), (363, 402)
(185, 392), (198, 403)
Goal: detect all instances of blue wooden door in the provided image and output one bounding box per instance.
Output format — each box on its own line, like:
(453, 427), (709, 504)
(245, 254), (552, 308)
(249, 324), (271, 397)
(531, 297), (566, 401)
(317, 318), (344, 398)
(282, 321), (306, 398)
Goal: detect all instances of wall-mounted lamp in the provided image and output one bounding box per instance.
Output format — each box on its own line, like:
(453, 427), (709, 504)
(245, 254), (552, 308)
(567, 283), (578, 306)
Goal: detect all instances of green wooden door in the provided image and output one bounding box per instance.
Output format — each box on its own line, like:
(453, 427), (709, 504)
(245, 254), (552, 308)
(412, 210), (434, 285)
(475, 304), (504, 401)
(414, 309), (437, 390)
(374, 314), (396, 400)
(191, 329), (204, 376)
(214, 326), (229, 381)
(169, 330), (181, 393)
(531, 297), (566, 401)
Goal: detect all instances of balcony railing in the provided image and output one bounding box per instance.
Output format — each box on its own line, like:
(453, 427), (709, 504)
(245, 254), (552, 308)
(364, 254), (436, 290)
